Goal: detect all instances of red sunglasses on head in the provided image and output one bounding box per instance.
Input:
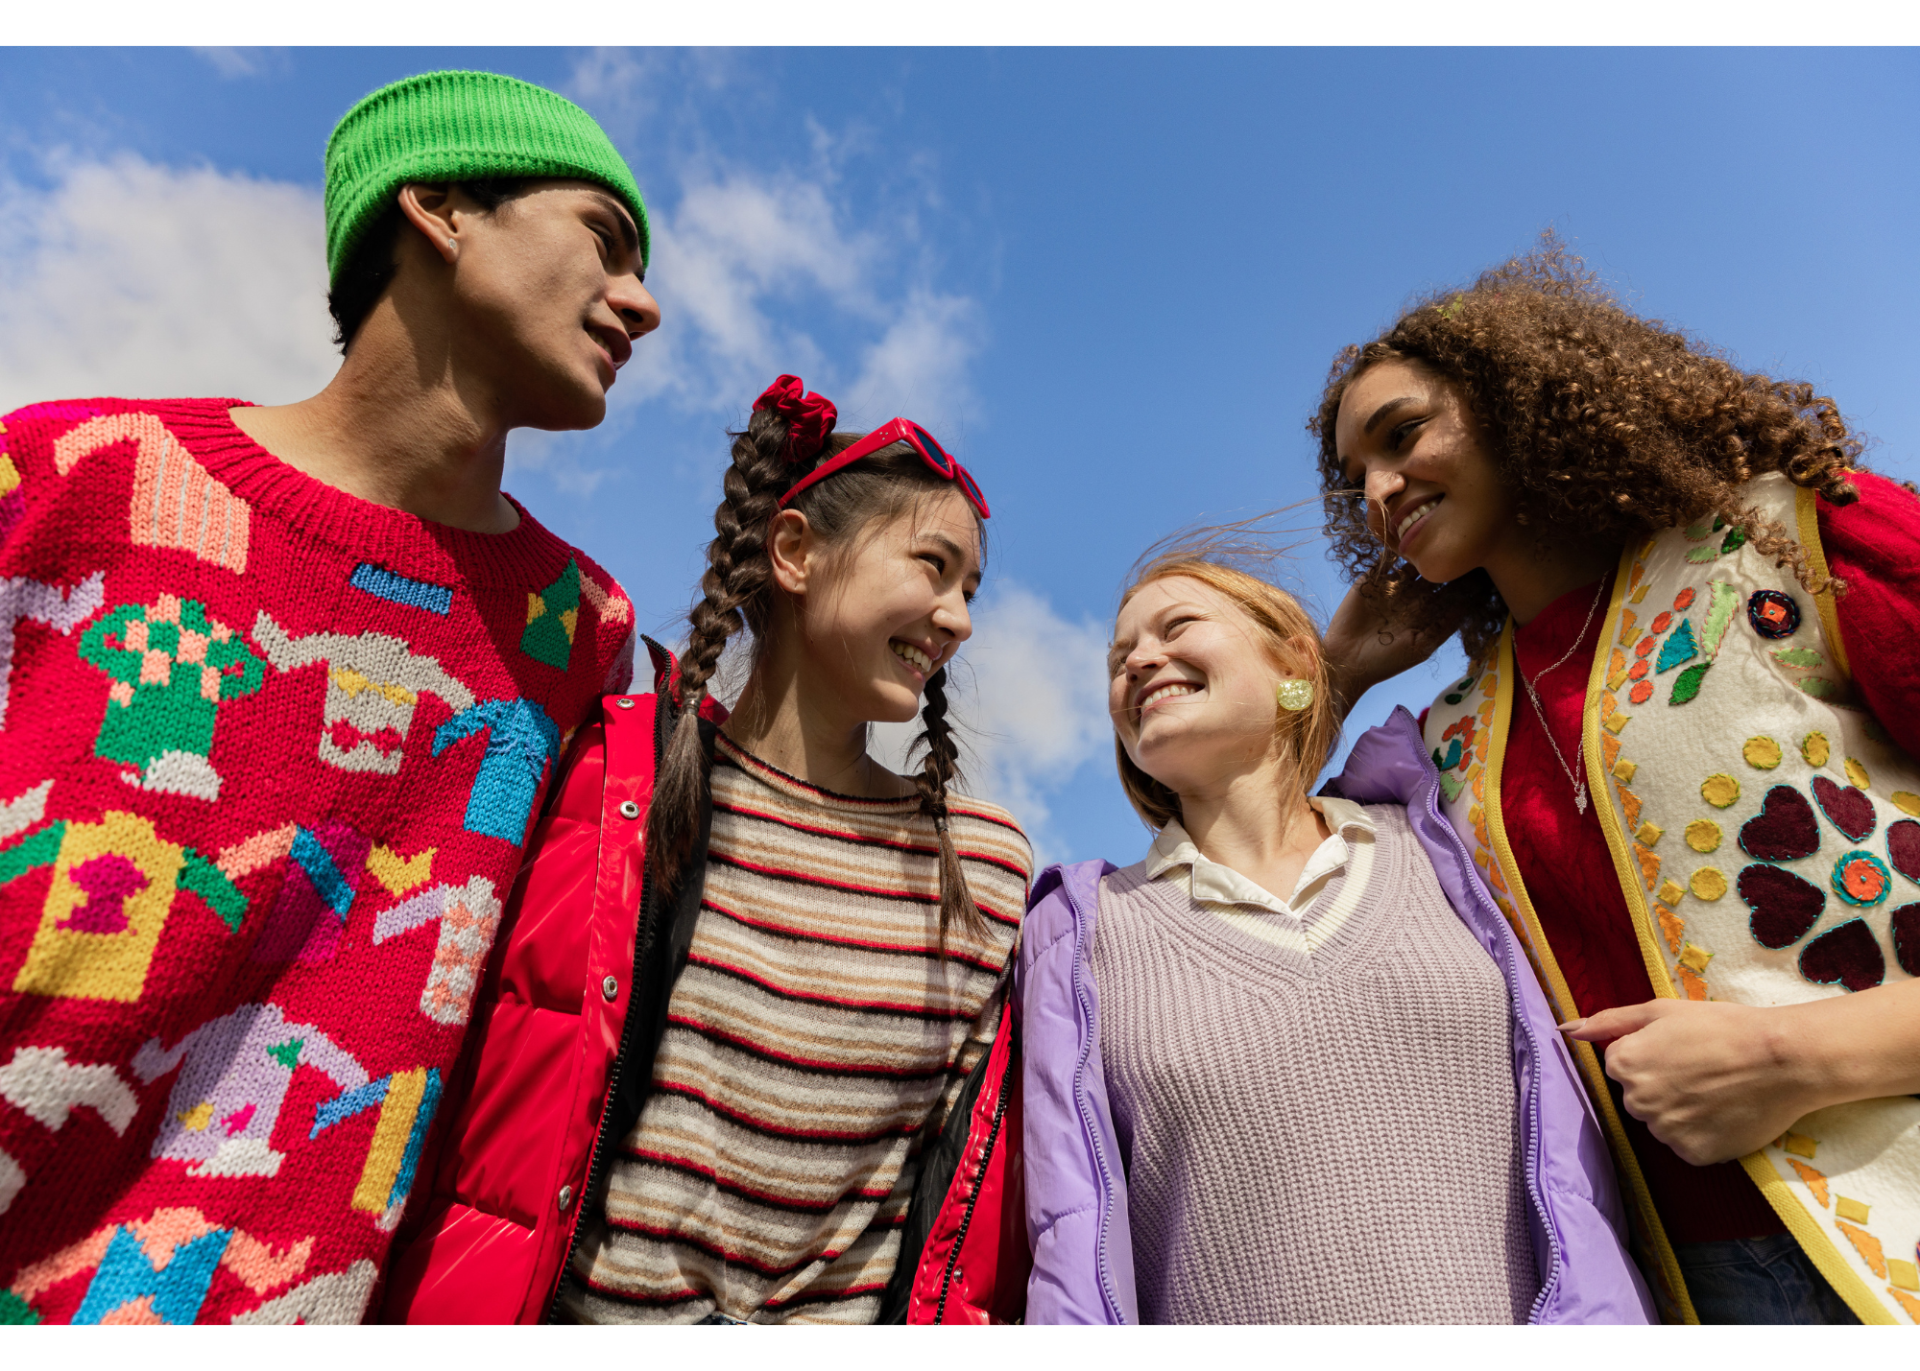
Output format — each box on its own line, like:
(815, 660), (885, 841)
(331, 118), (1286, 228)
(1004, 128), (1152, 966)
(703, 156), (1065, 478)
(776, 418), (990, 519)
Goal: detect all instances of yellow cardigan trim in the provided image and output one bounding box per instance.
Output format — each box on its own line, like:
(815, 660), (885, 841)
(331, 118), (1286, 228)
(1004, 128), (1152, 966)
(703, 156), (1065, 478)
(1582, 548), (1683, 1004)
(1757, 487), (1897, 1324)
(1482, 618), (1698, 1324)
(1795, 482), (1852, 681)
(1741, 1154), (1898, 1324)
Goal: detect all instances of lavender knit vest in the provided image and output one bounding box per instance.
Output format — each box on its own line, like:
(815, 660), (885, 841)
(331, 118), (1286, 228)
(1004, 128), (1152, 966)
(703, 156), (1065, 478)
(1090, 803), (1538, 1324)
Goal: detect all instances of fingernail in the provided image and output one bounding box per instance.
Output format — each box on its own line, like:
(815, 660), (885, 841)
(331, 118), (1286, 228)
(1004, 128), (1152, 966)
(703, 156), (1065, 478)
(1557, 1018), (1585, 1032)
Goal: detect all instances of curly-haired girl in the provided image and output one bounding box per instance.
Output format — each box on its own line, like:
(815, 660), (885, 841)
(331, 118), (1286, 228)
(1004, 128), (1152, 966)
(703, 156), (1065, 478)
(1313, 236), (1920, 1325)
(383, 377), (1032, 1324)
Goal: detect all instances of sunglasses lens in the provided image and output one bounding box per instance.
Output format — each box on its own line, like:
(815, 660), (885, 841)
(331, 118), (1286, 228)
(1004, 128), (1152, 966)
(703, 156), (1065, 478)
(955, 464), (988, 515)
(909, 424), (955, 475)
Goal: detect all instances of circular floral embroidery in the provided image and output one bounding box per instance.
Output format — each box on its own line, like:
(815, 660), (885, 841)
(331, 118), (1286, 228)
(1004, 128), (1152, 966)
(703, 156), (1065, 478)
(1748, 589), (1801, 639)
(1831, 850), (1892, 907)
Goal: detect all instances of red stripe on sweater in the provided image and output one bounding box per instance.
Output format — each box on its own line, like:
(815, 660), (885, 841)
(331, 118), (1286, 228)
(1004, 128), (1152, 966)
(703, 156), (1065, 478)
(712, 799), (1031, 879)
(706, 849), (1021, 927)
(665, 1015), (958, 1080)
(687, 953), (975, 1021)
(702, 897), (1004, 974)
(645, 1080), (927, 1143)
(624, 1147), (896, 1213)
(572, 1278), (709, 1308)
(599, 1218), (845, 1279)
(761, 1280), (892, 1311)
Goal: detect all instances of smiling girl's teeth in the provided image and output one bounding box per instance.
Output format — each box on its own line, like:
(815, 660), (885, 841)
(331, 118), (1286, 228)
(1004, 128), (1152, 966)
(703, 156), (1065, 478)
(1396, 495), (1443, 540)
(1139, 681), (1199, 710)
(891, 641), (933, 673)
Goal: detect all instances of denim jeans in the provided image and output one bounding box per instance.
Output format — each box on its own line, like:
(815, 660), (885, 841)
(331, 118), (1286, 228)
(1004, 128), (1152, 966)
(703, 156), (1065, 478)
(1673, 1234), (1861, 1324)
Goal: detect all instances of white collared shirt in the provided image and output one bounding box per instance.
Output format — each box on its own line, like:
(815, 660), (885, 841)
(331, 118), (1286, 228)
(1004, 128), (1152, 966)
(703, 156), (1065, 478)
(1144, 797), (1378, 955)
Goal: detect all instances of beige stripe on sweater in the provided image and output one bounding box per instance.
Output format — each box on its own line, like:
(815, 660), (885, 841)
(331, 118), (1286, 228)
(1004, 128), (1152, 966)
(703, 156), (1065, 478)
(564, 735), (1030, 1325)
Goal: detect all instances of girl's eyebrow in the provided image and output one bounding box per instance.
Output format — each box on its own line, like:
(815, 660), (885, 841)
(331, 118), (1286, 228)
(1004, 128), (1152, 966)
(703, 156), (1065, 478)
(1362, 394), (1422, 436)
(921, 531), (978, 572)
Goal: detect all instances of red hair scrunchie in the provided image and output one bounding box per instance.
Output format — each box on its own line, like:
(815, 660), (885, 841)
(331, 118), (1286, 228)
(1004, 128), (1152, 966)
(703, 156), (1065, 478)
(753, 374), (838, 465)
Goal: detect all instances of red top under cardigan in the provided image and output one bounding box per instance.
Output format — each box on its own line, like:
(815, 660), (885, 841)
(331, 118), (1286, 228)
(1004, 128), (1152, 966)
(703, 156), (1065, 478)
(1493, 470), (1920, 1243)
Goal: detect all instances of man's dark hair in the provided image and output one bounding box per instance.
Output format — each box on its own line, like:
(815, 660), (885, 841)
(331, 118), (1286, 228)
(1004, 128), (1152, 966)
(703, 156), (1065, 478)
(326, 179), (527, 353)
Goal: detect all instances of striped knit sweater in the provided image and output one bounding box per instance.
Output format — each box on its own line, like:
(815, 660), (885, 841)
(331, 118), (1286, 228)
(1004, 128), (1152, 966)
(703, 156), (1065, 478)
(562, 734), (1031, 1325)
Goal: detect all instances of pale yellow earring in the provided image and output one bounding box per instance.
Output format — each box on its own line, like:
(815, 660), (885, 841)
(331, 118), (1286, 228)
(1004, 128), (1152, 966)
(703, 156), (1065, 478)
(1276, 678), (1314, 712)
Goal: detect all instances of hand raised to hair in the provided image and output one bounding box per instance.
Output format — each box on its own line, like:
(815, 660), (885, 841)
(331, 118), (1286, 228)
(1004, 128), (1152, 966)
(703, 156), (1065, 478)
(1321, 577), (1464, 721)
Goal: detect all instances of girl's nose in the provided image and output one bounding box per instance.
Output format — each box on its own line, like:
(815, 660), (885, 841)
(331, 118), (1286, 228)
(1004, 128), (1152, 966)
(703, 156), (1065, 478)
(1365, 465), (1406, 505)
(1364, 467), (1405, 535)
(934, 593), (973, 645)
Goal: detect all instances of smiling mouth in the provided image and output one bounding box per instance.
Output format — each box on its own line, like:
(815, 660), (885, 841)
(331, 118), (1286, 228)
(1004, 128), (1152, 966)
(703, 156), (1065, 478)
(1395, 494), (1444, 545)
(587, 324), (631, 372)
(1137, 680), (1201, 712)
(891, 640), (934, 674)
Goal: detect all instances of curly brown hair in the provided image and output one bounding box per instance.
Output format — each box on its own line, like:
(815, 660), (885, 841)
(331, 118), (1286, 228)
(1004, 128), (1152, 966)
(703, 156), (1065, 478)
(1309, 232), (1865, 661)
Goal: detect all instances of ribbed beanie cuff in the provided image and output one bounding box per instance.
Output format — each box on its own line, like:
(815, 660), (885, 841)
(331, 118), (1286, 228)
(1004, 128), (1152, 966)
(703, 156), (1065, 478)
(324, 69), (649, 284)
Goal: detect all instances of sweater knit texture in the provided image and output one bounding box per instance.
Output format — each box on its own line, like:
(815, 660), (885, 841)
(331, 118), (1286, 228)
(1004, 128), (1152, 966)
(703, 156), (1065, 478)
(0, 397), (635, 1325)
(563, 734), (1031, 1325)
(1091, 803), (1538, 1325)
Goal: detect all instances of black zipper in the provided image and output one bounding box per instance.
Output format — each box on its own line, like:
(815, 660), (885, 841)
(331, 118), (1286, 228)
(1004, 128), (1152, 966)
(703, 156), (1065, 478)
(542, 718), (664, 1323)
(931, 1046), (1014, 1325)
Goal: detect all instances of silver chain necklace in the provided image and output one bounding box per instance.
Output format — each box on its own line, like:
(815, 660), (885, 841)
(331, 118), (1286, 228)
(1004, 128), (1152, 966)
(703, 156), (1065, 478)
(1517, 577), (1608, 815)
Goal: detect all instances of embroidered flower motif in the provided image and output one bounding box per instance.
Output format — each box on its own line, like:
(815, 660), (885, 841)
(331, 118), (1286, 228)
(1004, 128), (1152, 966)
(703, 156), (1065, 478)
(1831, 850), (1891, 908)
(1748, 589), (1801, 639)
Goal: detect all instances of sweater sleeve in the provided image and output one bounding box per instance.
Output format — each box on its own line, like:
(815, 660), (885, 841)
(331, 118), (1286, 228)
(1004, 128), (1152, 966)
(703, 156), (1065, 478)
(1817, 470), (1920, 761)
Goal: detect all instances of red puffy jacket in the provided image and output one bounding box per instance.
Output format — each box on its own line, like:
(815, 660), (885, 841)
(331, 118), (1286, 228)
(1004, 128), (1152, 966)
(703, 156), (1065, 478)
(380, 653), (1028, 1323)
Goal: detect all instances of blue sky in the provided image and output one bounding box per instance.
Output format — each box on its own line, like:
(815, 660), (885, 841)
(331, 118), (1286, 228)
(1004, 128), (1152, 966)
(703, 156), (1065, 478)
(3, 47), (1916, 864)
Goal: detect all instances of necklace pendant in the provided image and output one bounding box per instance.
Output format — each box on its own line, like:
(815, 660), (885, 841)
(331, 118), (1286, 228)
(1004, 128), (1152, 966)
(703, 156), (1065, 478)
(1575, 782), (1589, 815)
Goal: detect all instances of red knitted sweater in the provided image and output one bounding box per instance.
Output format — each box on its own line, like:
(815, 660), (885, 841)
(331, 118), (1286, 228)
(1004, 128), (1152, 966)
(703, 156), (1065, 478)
(0, 398), (634, 1324)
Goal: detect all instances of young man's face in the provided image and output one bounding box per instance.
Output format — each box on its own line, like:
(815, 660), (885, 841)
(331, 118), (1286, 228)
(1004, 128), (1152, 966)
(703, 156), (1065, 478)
(443, 178), (659, 431)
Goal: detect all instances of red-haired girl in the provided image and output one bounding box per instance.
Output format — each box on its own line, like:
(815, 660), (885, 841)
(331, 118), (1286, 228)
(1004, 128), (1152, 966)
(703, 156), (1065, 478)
(1316, 238), (1920, 1324)
(383, 378), (1031, 1323)
(1018, 548), (1649, 1323)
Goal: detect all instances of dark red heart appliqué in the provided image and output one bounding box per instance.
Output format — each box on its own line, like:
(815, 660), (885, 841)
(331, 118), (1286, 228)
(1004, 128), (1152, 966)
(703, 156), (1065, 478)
(1892, 904), (1920, 977)
(1888, 819), (1920, 884)
(1739, 864), (1827, 949)
(1798, 918), (1885, 992)
(1811, 775), (1875, 842)
(1739, 785), (1820, 863)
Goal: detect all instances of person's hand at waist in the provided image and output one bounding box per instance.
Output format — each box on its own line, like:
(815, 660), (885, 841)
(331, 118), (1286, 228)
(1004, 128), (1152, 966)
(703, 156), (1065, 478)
(1564, 978), (1920, 1165)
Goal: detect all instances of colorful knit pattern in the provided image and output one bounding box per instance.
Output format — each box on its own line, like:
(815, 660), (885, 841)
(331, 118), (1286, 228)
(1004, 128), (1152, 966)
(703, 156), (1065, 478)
(0, 397), (635, 1324)
(563, 735), (1030, 1325)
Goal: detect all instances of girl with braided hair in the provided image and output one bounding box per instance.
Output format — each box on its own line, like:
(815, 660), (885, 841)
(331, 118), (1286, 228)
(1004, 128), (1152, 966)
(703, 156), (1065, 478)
(382, 377), (1031, 1325)
(1314, 236), (1920, 1324)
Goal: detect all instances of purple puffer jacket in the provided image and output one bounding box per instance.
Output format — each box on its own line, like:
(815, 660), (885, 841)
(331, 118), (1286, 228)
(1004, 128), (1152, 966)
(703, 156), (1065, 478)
(1017, 708), (1655, 1324)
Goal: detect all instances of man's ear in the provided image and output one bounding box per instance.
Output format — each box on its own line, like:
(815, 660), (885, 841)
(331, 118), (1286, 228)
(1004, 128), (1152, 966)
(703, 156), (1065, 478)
(395, 183), (461, 266)
(766, 509), (815, 596)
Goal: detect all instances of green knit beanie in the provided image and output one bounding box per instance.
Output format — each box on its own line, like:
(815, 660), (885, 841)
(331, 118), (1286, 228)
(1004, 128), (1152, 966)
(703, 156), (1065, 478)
(324, 69), (650, 285)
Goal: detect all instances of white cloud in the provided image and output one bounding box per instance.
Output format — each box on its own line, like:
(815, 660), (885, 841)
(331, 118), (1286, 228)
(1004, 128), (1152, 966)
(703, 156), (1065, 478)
(0, 154), (337, 414)
(874, 582), (1113, 864)
(191, 48), (289, 80)
(569, 49), (986, 439)
(846, 289), (984, 426)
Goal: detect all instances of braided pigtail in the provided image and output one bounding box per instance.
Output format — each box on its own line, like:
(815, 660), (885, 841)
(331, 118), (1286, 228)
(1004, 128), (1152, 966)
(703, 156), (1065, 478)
(909, 667), (988, 948)
(647, 410), (794, 893)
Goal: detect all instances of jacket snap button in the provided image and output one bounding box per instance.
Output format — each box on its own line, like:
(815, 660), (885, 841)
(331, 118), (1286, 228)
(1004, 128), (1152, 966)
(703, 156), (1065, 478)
(602, 974), (618, 1001)
(615, 697), (634, 709)
(618, 800), (640, 820)
(557, 1184), (574, 1212)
